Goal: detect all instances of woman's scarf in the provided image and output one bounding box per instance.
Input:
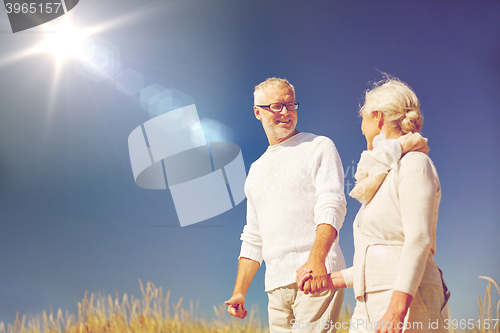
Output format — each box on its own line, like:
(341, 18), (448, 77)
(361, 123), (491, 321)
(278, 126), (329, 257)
(349, 132), (430, 205)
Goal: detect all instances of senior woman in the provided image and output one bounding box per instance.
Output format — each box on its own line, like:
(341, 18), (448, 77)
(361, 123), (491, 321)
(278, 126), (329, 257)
(297, 77), (449, 333)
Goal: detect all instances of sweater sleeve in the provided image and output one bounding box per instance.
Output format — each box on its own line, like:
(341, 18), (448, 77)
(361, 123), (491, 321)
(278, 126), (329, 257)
(393, 153), (439, 296)
(341, 266), (354, 288)
(310, 138), (347, 232)
(239, 178), (263, 265)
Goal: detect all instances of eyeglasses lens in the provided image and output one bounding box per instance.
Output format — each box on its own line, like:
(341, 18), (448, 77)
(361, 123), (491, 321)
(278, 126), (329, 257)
(269, 103), (297, 112)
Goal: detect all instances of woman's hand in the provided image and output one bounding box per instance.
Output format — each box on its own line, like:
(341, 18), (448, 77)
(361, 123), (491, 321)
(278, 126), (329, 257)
(296, 260), (328, 294)
(296, 267), (312, 289)
(374, 291), (413, 333)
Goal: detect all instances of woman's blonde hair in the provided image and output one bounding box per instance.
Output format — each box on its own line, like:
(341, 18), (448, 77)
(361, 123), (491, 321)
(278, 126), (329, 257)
(360, 76), (423, 134)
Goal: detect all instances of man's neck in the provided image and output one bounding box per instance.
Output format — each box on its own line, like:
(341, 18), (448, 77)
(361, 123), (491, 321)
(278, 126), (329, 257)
(268, 129), (300, 146)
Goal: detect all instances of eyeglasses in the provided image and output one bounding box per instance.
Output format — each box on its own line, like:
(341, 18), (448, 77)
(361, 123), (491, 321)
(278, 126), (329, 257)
(256, 102), (299, 112)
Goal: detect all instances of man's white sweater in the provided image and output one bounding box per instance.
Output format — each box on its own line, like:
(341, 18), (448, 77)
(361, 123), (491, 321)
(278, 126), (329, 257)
(239, 132), (347, 292)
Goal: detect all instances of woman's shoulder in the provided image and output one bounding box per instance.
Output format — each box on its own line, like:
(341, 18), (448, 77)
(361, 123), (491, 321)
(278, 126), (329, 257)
(401, 151), (433, 164)
(398, 152), (438, 177)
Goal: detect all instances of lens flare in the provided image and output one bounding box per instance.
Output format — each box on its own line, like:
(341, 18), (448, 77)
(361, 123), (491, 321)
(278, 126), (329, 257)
(38, 15), (92, 67)
(44, 27), (86, 63)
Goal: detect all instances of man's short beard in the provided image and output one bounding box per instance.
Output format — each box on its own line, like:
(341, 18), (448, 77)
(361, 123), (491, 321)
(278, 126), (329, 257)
(262, 118), (295, 142)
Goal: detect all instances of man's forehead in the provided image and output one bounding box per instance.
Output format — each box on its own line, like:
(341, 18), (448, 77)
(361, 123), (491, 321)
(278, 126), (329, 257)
(262, 85), (295, 99)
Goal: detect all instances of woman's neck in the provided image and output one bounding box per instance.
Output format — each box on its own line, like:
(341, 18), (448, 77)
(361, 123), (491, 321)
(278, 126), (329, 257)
(381, 125), (403, 139)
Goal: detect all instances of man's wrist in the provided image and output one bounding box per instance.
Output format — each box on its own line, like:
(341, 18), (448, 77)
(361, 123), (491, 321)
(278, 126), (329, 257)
(308, 257), (326, 266)
(232, 291), (245, 298)
(307, 251), (328, 265)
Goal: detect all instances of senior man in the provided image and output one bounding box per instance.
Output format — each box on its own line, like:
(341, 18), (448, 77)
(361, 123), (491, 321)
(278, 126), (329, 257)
(225, 78), (347, 332)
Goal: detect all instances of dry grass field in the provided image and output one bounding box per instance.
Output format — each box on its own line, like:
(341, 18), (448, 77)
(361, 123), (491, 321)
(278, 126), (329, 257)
(0, 278), (497, 333)
(473, 276), (500, 333)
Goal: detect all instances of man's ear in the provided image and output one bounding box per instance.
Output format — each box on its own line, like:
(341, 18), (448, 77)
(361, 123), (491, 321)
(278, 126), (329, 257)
(254, 106), (262, 121)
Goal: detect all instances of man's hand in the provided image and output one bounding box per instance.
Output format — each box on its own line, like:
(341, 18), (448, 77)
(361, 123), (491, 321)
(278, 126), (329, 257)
(225, 294), (248, 319)
(296, 259), (328, 294)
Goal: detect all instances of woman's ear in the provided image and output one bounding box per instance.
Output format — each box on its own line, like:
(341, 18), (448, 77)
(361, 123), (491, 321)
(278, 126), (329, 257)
(373, 111), (384, 129)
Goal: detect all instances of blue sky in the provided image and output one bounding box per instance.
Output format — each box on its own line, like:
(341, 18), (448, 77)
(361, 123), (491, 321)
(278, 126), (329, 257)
(0, 0), (499, 326)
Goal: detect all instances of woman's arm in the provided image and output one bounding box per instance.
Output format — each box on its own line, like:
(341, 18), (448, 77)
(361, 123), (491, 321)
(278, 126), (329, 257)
(393, 153), (439, 295)
(376, 153), (440, 332)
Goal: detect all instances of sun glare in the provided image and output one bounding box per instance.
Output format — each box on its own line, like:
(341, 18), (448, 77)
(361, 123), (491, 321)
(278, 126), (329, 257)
(37, 15), (92, 67)
(45, 27), (86, 63)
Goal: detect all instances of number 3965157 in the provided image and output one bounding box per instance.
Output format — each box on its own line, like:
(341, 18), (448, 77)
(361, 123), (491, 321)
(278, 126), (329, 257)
(5, 2), (62, 14)
(444, 319), (499, 330)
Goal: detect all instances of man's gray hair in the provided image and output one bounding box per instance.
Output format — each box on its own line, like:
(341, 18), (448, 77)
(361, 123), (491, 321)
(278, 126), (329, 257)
(254, 77), (296, 105)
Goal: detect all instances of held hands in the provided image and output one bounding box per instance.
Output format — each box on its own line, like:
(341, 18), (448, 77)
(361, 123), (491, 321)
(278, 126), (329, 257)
(225, 294), (248, 319)
(296, 260), (328, 294)
(296, 268), (347, 294)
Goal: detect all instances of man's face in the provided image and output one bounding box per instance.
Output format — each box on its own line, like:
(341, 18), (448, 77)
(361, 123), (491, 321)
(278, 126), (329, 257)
(254, 85), (298, 145)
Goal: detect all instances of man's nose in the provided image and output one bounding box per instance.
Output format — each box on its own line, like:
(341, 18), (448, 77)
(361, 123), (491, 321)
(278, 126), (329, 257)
(279, 104), (290, 115)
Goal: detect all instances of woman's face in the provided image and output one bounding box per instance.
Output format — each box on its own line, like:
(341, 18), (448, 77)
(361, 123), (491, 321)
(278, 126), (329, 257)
(361, 103), (382, 150)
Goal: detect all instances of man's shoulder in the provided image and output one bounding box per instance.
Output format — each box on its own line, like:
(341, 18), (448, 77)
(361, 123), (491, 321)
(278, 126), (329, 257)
(296, 132), (335, 147)
(249, 133), (336, 166)
(248, 147), (273, 171)
(300, 133), (338, 151)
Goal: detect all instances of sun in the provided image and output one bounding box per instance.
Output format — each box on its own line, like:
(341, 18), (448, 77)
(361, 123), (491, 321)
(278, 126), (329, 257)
(43, 25), (86, 65)
(37, 14), (94, 68)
